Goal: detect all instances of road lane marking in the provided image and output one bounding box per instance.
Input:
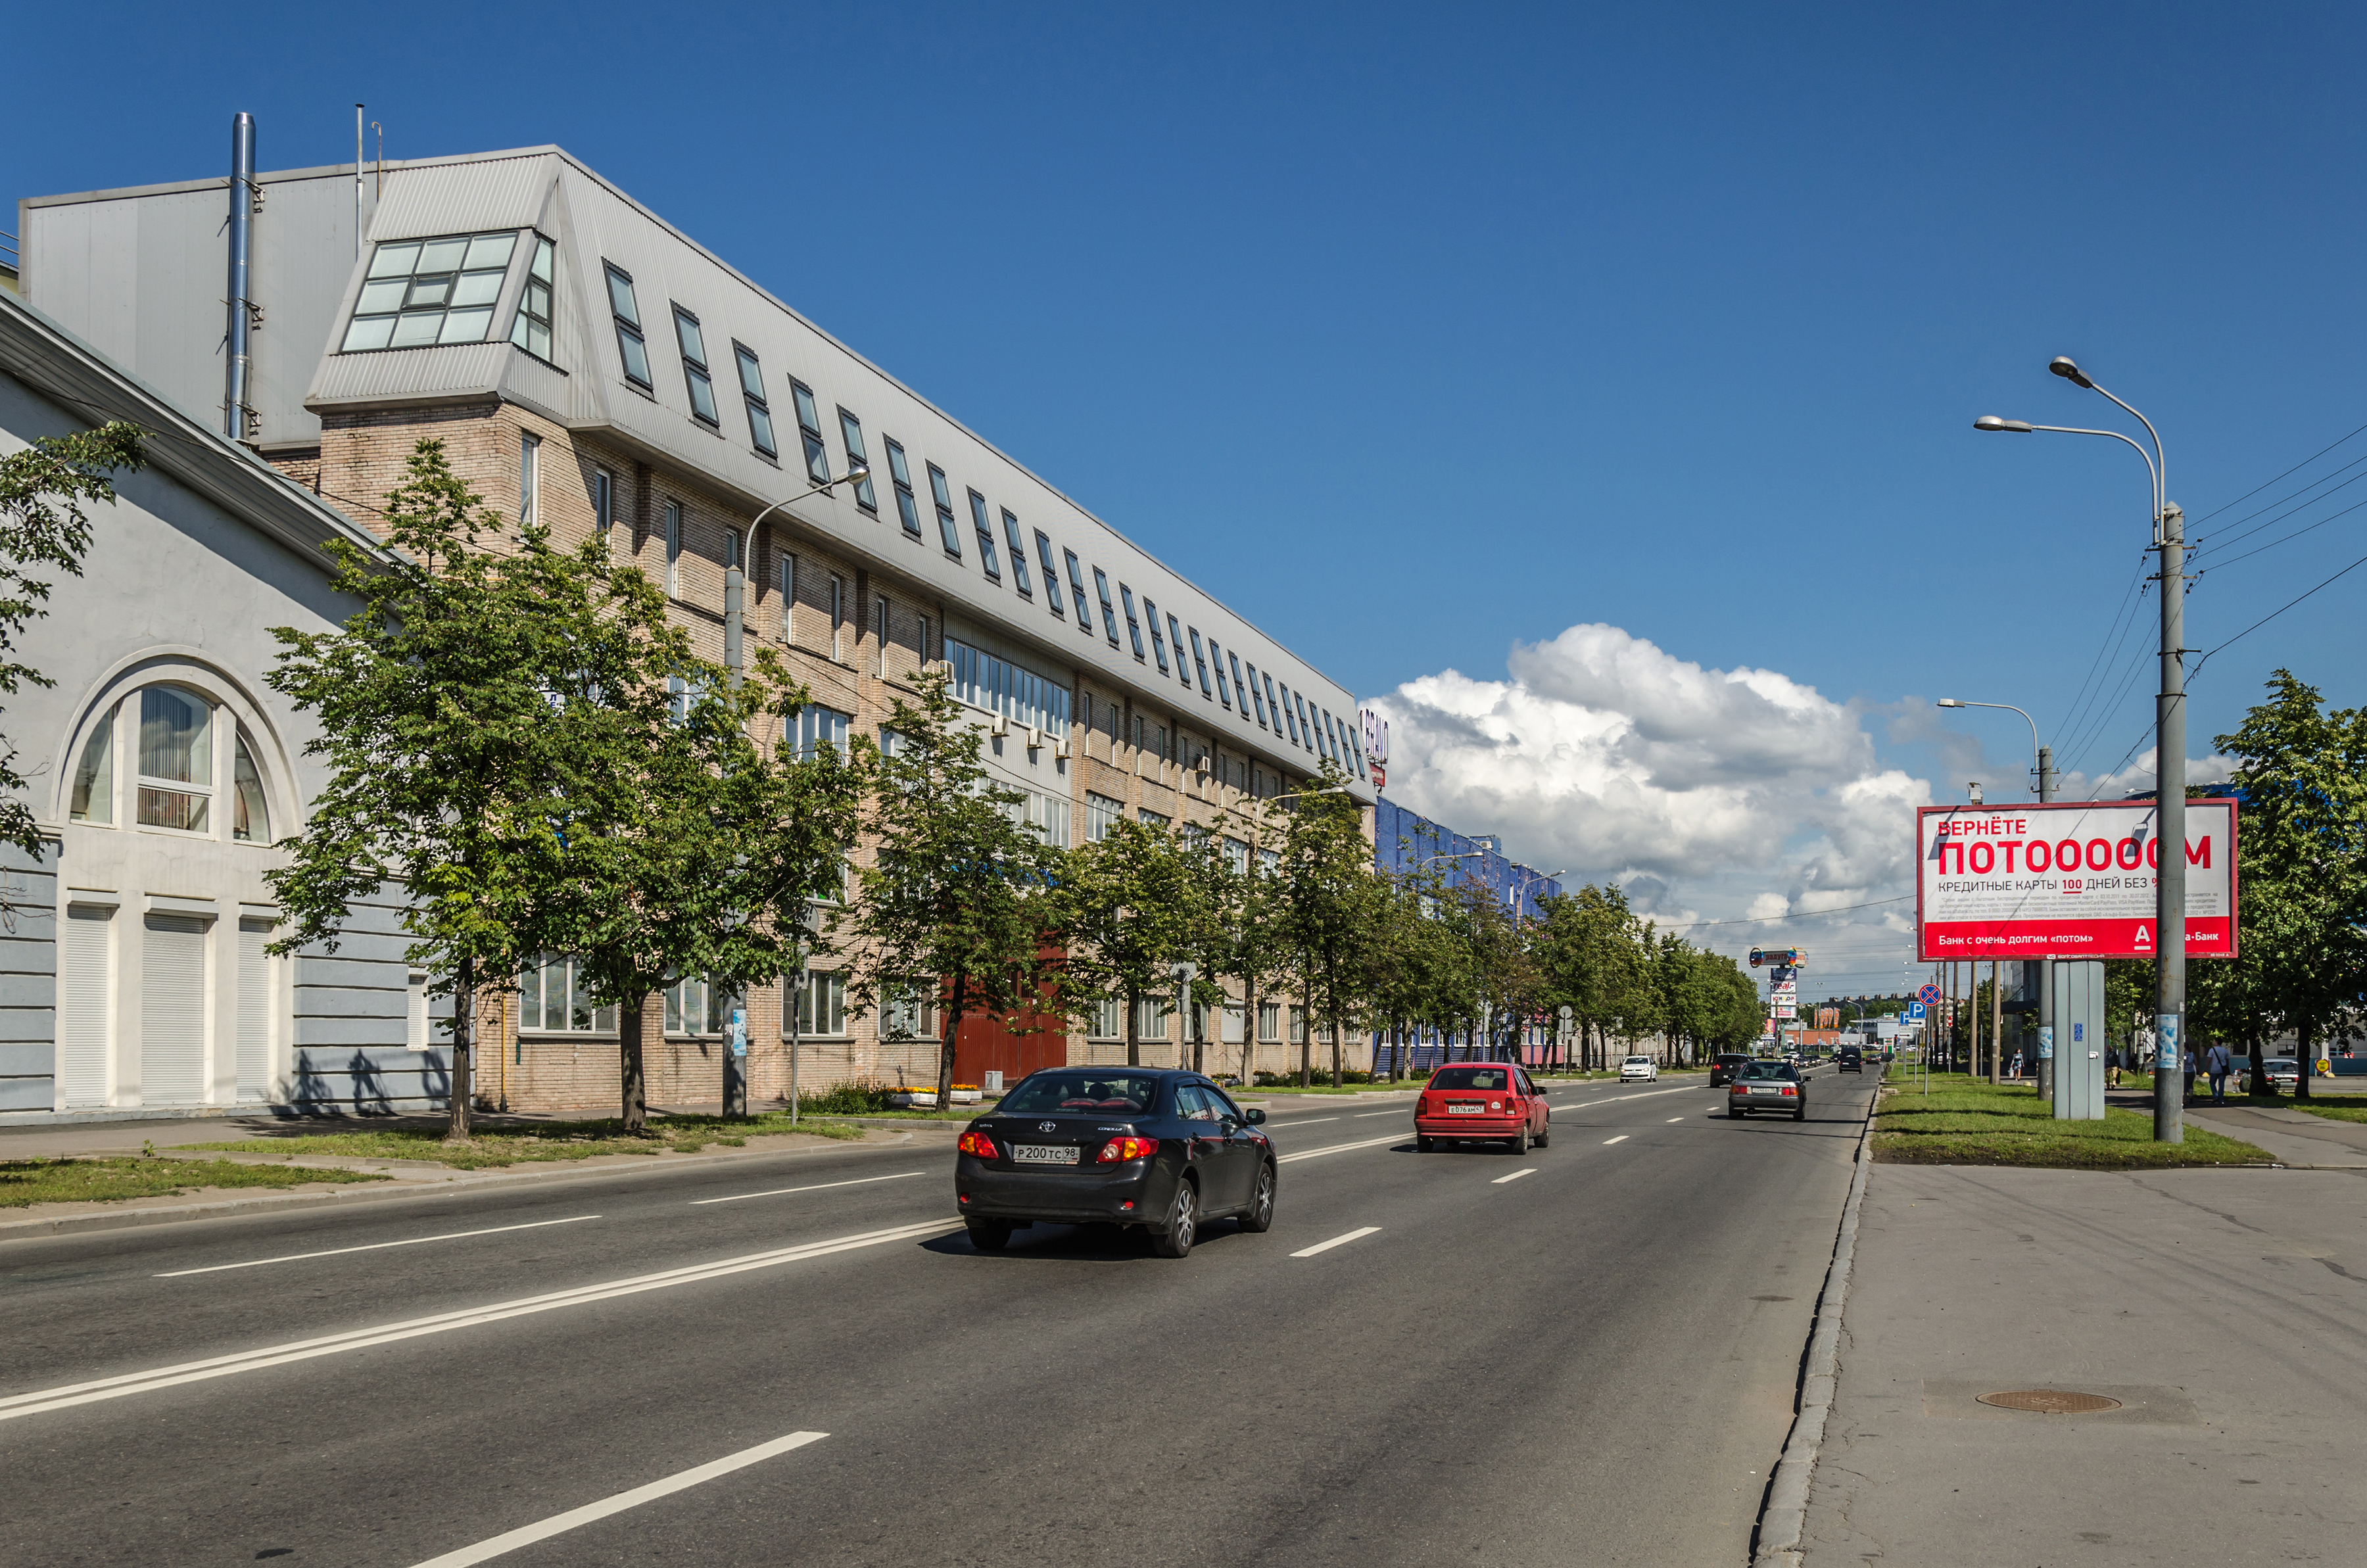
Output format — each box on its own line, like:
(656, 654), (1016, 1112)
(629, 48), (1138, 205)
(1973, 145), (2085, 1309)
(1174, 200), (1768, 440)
(1276, 1116), (1340, 1127)
(155, 1216), (602, 1278)
(1556, 1083), (1704, 1110)
(0, 1218), (961, 1424)
(1276, 1133), (1403, 1164)
(1353, 1110), (1402, 1118)
(1290, 1226), (1381, 1258)
(1602, 1135), (1630, 1145)
(406, 1430), (829, 1567)
(690, 1171), (924, 1206)
(1491, 1169), (1537, 1185)
(1667, 1116), (1686, 1123)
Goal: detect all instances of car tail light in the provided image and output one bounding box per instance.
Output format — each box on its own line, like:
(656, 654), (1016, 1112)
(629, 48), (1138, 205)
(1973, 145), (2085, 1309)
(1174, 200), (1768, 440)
(1419, 1095), (1435, 1115)
(957, 1131), (1000, 1158)
(1781, 1086), (1797, 1097)
(1097, 1135), (1157, 1163)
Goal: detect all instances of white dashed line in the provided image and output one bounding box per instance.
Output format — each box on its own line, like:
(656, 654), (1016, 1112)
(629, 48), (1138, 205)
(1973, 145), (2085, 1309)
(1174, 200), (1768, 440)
(690, 1171), (924, 1206)
(1602, 1135), (1630, 1145)
(1291, 1226), (1381, 1258)
(1280, 1116), (1340, 1127)
(1491, 1168), (1538, 1185)
(1667, 1116), (1686, 1123)
(1354, 1110), (1403, 1118)
(156, 1215), (602, 1278)
(1278, 1133), (1402, 1164)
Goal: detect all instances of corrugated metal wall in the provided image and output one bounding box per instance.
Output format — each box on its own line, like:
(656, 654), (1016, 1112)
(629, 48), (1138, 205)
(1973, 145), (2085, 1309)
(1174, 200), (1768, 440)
(0, 843), (59, 1111)
(292, 891), (442, 1113)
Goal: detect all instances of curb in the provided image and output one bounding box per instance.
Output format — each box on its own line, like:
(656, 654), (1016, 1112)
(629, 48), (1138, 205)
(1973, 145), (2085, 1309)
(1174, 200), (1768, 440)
(0, 1130), (920, 1243)
(1752, 1074), (1880, 1567)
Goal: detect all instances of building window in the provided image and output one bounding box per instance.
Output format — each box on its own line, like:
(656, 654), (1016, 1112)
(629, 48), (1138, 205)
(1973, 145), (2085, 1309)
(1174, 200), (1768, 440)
(1118, 586), (1146, 660)
(1290, 1005), (1308, 1043)
(1134, 996), (1174, 1039)
(664, 974), (734, 1036)
(523, 954), (618, 1033)
(1064, 552), (1095, 634)
(1035, 533), (1064, 617)
(1137, 807), (1170, 828)
(734, 344), (777, 458)
(343, 230), (518, 352)
(790, 381), (830, 484)
(1187, 629), (1213, 698)
(70, 707), (114, 824)
(510, 234), (555, 360)
(779, 552), (796, 636)
(1244, 663), (1266, 726)
(1143, 599), (1170, 673)
(1004, 788), (1070, 848)
(231, 733), (270, 842)
(663, 501), (682, 598)
(137, 685), (212, 833)
(946, 637), (1072, 738)
(1209, 639), (1232, 708)
(1086, 792), (1126, 843)
(1228, 654), (1251, 723)
(1166, 615), (1191, 687)
(1259, 1002), (1282, 1042)
(792, 704), (851, 761)
(883, 981), (938, 1041)
(873, 595), (890, 676)
(1091, 568), (1122, 647)
(593, 466), (615, 539)
(886, 439), (921, 536)
(1295, 693), (1315, 751)
(1264, 674), (1285, 740)
(926, 464), (961, 557)
(968, 490), (1001, 581)
(604, 262), (652, 387)
(794, 970), (847, 1037)
(830, 573), (846, 661)
(838, 410), (877, 511)
(519, 432), (539, 531)
(1091, 997), (1124, 1041)
(1002, 511), (1032, 596)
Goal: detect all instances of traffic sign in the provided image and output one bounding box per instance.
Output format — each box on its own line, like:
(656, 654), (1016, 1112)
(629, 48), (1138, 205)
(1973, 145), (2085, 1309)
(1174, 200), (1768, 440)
(1918, 984), (1941, 1006)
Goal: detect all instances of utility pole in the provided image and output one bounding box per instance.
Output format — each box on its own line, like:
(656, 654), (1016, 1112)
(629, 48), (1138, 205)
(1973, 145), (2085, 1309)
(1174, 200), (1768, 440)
(2036, 743), (2055, 1101)
(2155, 502), (2187, 1143)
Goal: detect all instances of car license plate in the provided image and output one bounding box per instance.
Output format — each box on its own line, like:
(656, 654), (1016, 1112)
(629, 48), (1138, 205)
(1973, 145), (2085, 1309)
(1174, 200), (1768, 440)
(1011, 1145), (1080, 1165)
(1446, 1103), (1483, 1115)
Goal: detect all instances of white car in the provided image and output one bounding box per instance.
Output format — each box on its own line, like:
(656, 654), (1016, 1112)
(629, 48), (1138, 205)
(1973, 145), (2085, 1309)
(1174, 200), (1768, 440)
(1620, 1055), (1658, 1082)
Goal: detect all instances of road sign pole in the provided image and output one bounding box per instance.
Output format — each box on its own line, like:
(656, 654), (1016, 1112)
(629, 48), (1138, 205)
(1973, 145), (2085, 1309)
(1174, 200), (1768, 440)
(2156, 504), (2187, 1144)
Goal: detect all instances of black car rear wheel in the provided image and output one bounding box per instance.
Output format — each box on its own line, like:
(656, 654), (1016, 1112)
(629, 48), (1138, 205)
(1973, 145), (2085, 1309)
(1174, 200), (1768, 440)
(1152, 1178), (1199, 1258)
(1239, 1162), (1276, 1233)
(1728, 1106), (1744, 1119)
(965, 1219), (1012, 1251)
(1510, 1124), (1530, 1156)
(1417, 1135), (1435, 1152)
(1534, 1118), (1549, 1149)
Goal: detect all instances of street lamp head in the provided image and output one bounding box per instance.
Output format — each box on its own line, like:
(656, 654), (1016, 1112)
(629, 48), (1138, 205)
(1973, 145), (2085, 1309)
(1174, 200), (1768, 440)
(2048, 356), (2094, 389)
(840, 460), (869, 486)
(1936, 698), (1962, 708)
(1973, 416), (2034, 433)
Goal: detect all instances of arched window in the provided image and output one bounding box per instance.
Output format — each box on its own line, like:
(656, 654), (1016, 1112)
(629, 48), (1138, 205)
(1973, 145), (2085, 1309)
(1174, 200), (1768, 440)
(67, 680), (277, 845)
(137, 686), (212, 832)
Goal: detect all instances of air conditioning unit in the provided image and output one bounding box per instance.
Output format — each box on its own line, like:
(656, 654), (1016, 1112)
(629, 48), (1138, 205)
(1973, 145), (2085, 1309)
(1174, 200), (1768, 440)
(1053, 735), (1071, 760)
(990, 712), (1008, 737)
(1026, 725), (1042, 751)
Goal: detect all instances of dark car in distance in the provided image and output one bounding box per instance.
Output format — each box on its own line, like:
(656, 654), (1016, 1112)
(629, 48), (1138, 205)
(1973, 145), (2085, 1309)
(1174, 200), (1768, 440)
(1838, 1045), (1864, 1073)
(1710, 1053), (1754, 1087)
(954, 1068), (1274, 1259)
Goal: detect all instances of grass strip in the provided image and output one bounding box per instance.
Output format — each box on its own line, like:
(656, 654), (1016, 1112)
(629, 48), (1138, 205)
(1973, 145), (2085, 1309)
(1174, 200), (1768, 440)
(1873, 1071), (2272, 1170)
(1, 1156), (387, 1208)
(181, 1110), (867, 1170)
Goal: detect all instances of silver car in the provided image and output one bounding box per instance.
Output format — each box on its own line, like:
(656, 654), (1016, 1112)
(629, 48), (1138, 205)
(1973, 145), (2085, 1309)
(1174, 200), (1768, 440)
(1727, 1060), (1807, 1121)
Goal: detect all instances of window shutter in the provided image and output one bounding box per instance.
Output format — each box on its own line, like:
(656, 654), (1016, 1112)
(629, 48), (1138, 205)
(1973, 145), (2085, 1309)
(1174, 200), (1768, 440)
(62, 905), (112, 1106)
(237, 918), (272, 1100)
(141, 913), (209, 1105)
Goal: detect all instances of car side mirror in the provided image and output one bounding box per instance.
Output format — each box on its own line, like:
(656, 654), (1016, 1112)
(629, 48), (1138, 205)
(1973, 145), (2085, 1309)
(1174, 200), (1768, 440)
(1243, 1108), (1266, 1125)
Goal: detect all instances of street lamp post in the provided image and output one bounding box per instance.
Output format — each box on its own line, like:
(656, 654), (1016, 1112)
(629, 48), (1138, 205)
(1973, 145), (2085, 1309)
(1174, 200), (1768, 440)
(1937, 699), (2055, 1091)
(1976, 356), (2183, 1143)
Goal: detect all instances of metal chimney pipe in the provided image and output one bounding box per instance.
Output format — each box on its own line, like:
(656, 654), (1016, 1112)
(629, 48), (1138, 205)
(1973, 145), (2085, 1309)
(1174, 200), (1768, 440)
(224, 111), (256, 441)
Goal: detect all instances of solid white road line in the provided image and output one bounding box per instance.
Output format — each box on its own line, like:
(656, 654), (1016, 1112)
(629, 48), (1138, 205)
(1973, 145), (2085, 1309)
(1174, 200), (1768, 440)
(155, 1216), (602, 1279)
(406, 1431), (828, 1567)
(1353, 1109), (1404, 1118)
(1290, 1226), (1381, 1258)
(1, 1218), (961, 1424)
(690, 1171), (924, 1206)
(1276, 1133), (1403, 1164)
(1602, 1135), (1630, 1145)
(1491, 1169), (1538, 1185)
(1277, 1116), (1339, 1126)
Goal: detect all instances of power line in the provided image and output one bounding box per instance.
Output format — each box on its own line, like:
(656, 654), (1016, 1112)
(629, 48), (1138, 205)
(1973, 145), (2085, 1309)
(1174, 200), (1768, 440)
(2051, 575), (2151, 757)
(2190, 546), (2367, 684)
(2188, 414), (2367, 529)
(2191, 494), (2367, 577)
(2047, 558), (2147, 751)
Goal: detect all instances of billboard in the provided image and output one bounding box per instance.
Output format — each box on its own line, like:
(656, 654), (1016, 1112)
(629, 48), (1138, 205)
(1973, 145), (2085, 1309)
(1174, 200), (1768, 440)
(1915, 799), (2238, 962)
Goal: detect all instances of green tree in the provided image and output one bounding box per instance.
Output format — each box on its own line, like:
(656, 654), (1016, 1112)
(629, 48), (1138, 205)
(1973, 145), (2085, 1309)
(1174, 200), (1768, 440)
(1272, 770), (1386, 1086)
(840, 670), (1064, 1109)
(1061, 817), (1205, 1066)
(0, 421), (144, 867)
(266, 439), (633, 1139)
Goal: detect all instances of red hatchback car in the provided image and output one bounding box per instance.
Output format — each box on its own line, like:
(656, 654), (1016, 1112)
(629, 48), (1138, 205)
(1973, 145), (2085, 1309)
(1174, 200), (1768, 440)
(1416, 1064), (1550, 1154)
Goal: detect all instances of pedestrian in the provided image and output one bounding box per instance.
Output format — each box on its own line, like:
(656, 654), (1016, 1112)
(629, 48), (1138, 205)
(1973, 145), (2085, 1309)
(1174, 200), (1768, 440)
(2184, 1043), (2199, 1105)
(2205, 1041), (2232, 1105)
(2107, 1049), (2121, 1090)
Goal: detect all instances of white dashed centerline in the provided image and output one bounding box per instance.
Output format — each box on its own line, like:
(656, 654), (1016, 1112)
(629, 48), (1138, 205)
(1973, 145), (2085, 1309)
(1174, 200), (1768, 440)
(1491, 1168), (1537, 1185)
(1279, 1116), (1339, 1127)
(1667, 1116), (1686, 1123)
(156, 1215), (602, 1278)
(1278, 1133), (1402, 1164)
(406, 1431), (829, 1567)
(1353, 1110), (1404, 1118)
(1602, 1135), (1629, 1146)
(1291, 1226), (1381, 1258)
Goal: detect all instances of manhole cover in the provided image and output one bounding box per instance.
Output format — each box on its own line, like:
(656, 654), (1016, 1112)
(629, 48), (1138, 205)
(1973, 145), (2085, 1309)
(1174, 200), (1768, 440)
(1976, 1389), (2122, 1415)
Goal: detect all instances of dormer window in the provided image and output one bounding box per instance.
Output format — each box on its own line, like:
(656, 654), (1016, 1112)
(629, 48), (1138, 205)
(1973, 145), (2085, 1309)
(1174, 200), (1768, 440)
(343, 231), (518, 351)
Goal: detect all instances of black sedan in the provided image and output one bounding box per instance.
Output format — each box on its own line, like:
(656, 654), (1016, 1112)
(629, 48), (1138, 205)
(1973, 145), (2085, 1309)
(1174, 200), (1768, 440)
(1710, 1053), (1754, 1087)
(955, 1068), (1275, 1258)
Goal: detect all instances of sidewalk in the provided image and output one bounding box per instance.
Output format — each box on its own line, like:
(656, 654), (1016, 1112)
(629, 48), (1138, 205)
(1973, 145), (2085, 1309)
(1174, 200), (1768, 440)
(1794, 1160), (2367, 1566)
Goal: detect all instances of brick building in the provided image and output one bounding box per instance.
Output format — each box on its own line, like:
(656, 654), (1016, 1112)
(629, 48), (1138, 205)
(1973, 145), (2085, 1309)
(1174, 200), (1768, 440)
(17, 133), (1381, 1112)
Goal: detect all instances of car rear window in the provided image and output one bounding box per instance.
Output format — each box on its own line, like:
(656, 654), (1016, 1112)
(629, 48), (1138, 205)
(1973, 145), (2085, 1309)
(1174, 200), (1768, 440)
(1001, 1072), (1163, 1114)
(1624, 1056), (1651, 1065)
(1738, 1062), (1799, 1081)
(1430, 1067), (1511, 1092)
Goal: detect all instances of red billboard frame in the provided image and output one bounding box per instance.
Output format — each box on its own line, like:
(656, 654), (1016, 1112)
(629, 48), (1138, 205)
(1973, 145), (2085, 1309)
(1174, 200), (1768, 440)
(1914, 798), (2239, 962)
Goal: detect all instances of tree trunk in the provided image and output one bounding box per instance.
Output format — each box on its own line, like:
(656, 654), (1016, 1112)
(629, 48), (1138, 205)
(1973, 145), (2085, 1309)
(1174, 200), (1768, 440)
(1298, 984), (1311, 1087)
(936, 972), (966, 1109)
(2249, 1036), (2268, 1099)
(2295, 1022), (2314, 1101)
(447, 954), (475, 1141)
(1126, 984), (1141, 1067)
(619, 988), (651, 1132)
(1331, 1016), (1343, 1089)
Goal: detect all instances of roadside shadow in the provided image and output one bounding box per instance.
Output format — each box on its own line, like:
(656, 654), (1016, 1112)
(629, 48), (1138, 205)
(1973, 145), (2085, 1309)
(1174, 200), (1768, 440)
(923, 1220), (1257, 1262)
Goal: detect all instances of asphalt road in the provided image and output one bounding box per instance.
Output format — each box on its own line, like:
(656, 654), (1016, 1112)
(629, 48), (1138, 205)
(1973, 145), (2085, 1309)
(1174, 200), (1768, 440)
(3, 1067), (1879, 1567)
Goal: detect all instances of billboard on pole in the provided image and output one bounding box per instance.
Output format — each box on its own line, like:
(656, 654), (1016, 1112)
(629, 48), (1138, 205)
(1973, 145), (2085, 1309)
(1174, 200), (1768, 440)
(1915, 799), (2237, 962)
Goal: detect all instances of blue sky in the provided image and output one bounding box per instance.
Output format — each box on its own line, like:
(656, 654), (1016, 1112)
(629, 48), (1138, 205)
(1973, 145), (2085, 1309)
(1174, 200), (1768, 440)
(12, 3), (2364, 987)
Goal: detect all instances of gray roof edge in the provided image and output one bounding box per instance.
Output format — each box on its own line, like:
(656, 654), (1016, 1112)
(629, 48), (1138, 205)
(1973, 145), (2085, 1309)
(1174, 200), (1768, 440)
(20, 145), (568, 208)
(0, 288), (402, 572)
